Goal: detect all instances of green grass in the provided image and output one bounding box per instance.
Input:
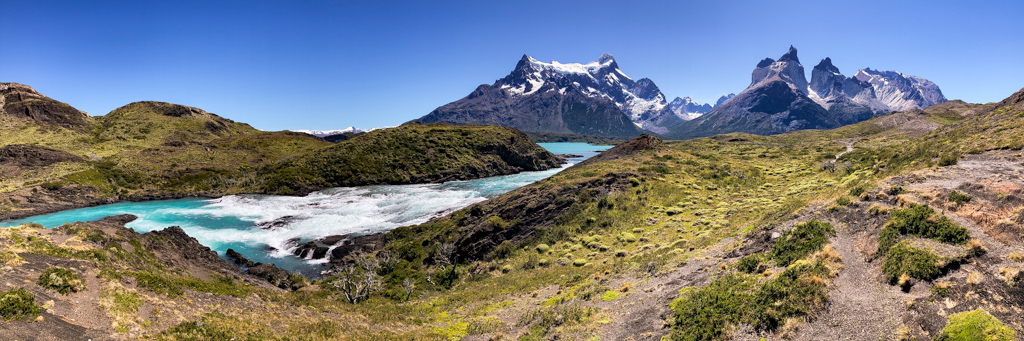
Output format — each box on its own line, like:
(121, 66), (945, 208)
(133, 271), (253, 298)
(38, 267), (86, 295)
(0, 287), (41, 321)
(937, 309), (1017, 341)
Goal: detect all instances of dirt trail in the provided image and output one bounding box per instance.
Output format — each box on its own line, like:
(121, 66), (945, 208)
(795, 224), (910, 340)
(834, 139), (857, 160)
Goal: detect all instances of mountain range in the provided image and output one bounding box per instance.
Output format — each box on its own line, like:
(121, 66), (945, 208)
(417, 54), (733, 137)
(415, 47), (946, 140)
(666, 46), (946, 138)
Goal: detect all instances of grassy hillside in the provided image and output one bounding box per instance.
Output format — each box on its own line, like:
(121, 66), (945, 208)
(3, 85), (1024, 340)
(261, 123), (563, 194)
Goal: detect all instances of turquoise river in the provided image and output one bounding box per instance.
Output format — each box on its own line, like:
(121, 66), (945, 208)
(0, 143), (611, 277)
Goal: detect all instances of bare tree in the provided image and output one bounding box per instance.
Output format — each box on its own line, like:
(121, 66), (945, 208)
(377, 249), (400, 274)
(327, 255), (382, 304)
(427, 243), (458, 288)
(437, 242), (456, 266)
(402, 277), (415, 301)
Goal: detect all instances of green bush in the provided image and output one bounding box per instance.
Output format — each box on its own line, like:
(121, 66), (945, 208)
(0, 288), (41, 321)
(572, 259), (586, 267)
(769, 220), (836, 266)
(938, 154), (960, 167)
(736, 254), (767, 274)
(620, 232), (637, 243)
(38, 267), (86, 295)
(937, 309), (1017, 341)
(878, 204), (969, 255)
(849, 186), (866, 197)
(882, 243), (943, 284)
(669, 258), (835, 340)
(835, 196), (851, 206)
(948, 191), (972, 205)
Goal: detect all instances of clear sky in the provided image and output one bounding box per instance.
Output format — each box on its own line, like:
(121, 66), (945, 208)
(3, 0), (1022, 131)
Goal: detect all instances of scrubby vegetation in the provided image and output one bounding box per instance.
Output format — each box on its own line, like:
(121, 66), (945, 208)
(37, 267), (86, 294)
(669, 220), (840, 340)
(882, 242), (944, 284)
(0, 288), (41, 321)
(769, 219), (836, 266)
(877, 204), (969, 255)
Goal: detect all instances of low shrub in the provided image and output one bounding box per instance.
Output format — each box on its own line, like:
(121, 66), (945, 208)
(948, 191), (972, 205)
(936, 308), (1016, 341)
(882, 243), (943, 284)
(769, 220), (836, 267)
(835, 196), (851, 206)
(938, 154), (960, 167)
(736, 254), (768, 274)
(0, 288), (41, 321)
(38, 267), (86, 295)
(878, 204), (969, 255)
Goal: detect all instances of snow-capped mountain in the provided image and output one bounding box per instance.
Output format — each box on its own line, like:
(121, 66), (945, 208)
(291, 127), (364, 137)
(667, 46), (946, 139)
(668, 94), (737, 121)
(853, 68), (946, 112)
(668, 97), (712, 121)
(418, 54), (666, 138)
(492, 53), (680, 133)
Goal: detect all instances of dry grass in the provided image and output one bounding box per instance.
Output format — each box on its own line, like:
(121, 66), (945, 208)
(1008, 251), (1024, 263)
(998, 268), (1020, 286)
(967, 271), (984, 285)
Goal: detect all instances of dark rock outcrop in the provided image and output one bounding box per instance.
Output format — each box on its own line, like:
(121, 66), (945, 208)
(0, 83), (91, 129)
(0, 144), (85, 168)
(575, 134), (662, 167)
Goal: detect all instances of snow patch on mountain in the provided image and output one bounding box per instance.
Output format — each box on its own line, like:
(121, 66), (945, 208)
(496, 53), (678, 133)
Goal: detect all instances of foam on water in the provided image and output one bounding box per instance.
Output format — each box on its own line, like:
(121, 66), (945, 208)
(0, 143), (611, 277)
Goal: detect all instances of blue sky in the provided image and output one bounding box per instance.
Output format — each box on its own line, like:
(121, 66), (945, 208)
(2, 0), (1022, 131)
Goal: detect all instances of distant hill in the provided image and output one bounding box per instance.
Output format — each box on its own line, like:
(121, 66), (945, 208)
(261, 123), (563, 195)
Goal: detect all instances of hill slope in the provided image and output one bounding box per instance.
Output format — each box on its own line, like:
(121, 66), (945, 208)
(261, 123), (564, 194)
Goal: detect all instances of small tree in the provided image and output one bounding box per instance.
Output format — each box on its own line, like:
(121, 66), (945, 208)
(402, 278), (415, 301)
(377, 249), (400, 275)
(427, 243), (459, 288)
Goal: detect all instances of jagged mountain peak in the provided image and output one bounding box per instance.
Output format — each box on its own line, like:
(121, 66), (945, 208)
(814, 57), (840, 74)
(750, 46), (809, 94)
(597, 52), (616, 64)
(779, 45), (799, 63)
(716, 94), (736, 106)
(756, 58), (775, 68)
